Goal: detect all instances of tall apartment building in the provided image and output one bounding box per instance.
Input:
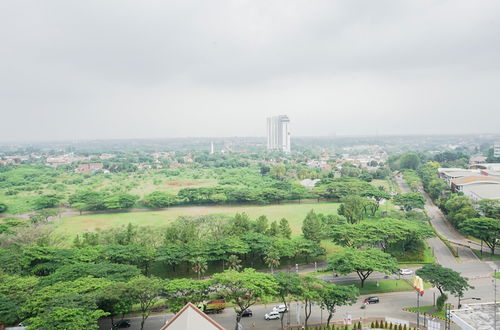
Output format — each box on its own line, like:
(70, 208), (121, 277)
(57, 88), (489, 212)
(267, 115), (291, 153)
(494, 142), (500, 158)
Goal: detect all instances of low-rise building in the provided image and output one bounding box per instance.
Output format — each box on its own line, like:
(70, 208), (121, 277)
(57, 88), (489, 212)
(451, 176), (500, 193)
(160, 302), (224, 330)
(449, 302), (500, 330)
(75, 163), (104, 174)
(438, 168), (480, 186)
(462, 183), (500, 201)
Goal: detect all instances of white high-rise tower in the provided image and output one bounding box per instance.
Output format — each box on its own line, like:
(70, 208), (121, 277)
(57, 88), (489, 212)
(267, 115), (291, 153)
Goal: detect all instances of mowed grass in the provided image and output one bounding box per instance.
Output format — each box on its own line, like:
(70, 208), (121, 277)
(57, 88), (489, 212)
(52, 202), (340, 240)
(344, 279), (413, 295)
(347, 279), (432, 295)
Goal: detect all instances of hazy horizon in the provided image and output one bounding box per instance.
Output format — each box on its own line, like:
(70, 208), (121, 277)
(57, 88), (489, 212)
(2, 1), (500, 142)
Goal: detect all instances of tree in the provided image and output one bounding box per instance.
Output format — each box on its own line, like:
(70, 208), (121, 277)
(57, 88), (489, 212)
(27, 307), (108, 330)
(399, 153), (421, 170)
(163, 279), (210, 313)
(142, 191), (176, 208)
(416, 264), (473, 299)
(320, 284), (359, 327)
(279, 218), (292, 239)
(264, 249), (280, 274)
(266, 220), (279, 237)
(33, 194), (62, 210)
(296, 276), (324, 329)
(393, 193), (425, 211)
(29, 209), (60, 225)
(22, 276), (111, 328)
(328, 248), (398, 287)
(428, 179), (448, 200)
(273, 272), (302, 329)
(0, 202), (7, 213)
(361, 189), (391, 215)
(337, 196), (367, 224)
(129, 276), (164, 330)
(0, 274), (39, 325)
(97, 282), (135, 329)
(40, 262), (141, 286)
(191, 257), (208, 280)
(460, 217), (500, 255)
(211, 269), (278, 330)
(478, 199), (500, 219)
(254, 215), (269, 233)
(302, 210), (323, 242)
(227, 255), (242, 271)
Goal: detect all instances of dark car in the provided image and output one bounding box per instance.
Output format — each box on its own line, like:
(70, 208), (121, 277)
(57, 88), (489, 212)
(364, 296), (380, 304)
(114, 319), (132, 328)
(240, 309), (253, 317)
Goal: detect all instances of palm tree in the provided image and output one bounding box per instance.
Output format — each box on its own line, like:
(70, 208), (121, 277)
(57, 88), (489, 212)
(264, 250), (280, 274)
(191, 257), (208, 280)
(227, 255), (242, 271)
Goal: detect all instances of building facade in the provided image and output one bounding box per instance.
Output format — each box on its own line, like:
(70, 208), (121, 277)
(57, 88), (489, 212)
(494, 142), (500, 158)
(266, 115), (291, 153)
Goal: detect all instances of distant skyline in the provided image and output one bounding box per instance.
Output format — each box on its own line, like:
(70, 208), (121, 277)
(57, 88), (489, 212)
(1, 1), (500, 142)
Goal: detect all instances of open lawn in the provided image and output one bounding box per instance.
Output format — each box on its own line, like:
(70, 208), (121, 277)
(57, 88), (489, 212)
(52, 201), (341, 239)
(345, 279), (432, 295)
(344, 279), (413, 295)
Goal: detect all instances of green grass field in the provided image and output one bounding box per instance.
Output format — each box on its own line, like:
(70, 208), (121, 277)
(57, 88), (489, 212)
(52, 202), (341, 239)
(343, 279), (413, 295)
(346, 279), (432, 295)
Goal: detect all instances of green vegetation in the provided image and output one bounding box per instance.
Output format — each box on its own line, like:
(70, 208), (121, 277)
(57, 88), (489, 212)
(53, 202), (340, 241)
(402, 170), (422, 192)
(416, 264), (473, 311)
(344, 279), (413, 295)
(1, 142), (478, 329)
(472, 249), (500, 261)
(404, 305), (451, 319)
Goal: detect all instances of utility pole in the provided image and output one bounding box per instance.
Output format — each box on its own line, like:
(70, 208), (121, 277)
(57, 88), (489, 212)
(417, 291), (420, 329)
(495, 269), (497, 330)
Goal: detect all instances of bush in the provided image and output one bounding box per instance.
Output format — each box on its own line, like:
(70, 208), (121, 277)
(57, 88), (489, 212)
(437, 293), (448, 311)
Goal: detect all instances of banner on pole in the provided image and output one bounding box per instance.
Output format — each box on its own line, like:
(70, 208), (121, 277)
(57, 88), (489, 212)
(413, 275), (424, 295)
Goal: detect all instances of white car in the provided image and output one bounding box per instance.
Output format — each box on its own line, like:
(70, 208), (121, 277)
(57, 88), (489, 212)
(273, 304), (288, 313)
(399, 268), (413, 275)
(265, 311), (280, 320)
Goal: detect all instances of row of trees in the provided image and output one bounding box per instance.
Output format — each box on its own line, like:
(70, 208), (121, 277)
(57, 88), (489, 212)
(0, 267), (359, 330)
(415, 161), (500, 256)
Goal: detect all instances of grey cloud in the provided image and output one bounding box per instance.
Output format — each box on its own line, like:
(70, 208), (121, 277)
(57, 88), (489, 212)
(1, 0), (500, 141)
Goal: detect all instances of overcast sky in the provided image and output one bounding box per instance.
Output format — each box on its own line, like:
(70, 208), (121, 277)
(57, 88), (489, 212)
(1, 0), (500, 142)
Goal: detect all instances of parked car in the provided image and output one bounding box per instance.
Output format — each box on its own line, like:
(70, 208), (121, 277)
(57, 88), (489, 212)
(264, 311), (280, 320)
(240, 308), (253, 317)
(272, 304), (288, 313)
(364, 296), (380, 304)
(399, 268), (413, 275)
(113, 319), (131, 328)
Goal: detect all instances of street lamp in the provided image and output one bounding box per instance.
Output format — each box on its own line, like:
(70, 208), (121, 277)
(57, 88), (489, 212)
(457, 296), (481, 309)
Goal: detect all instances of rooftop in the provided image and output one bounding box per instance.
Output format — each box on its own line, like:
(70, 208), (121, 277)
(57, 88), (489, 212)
(452, 176), (500, 186)
(462, 184), (500, 200)
(160, 302), (225, 330)
(450, 302), (500, 330)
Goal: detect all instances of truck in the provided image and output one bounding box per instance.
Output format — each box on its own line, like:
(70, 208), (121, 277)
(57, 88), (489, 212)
(200, 299), (226, 314)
